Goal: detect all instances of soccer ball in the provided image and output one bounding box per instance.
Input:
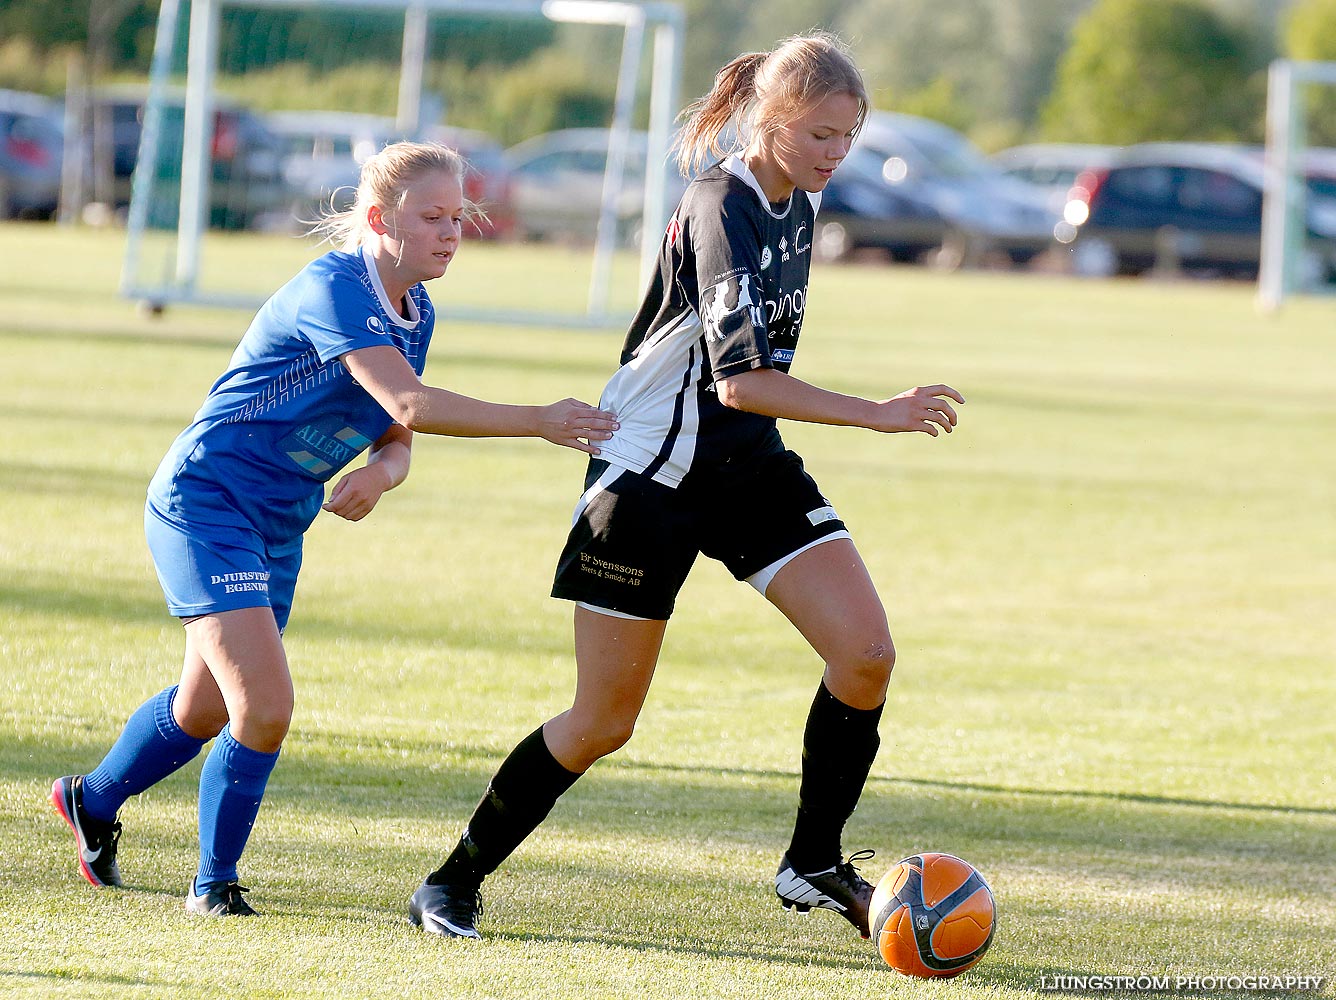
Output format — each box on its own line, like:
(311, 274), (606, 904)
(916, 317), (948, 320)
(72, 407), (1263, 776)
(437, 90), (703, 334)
(869, 853), (995, 978)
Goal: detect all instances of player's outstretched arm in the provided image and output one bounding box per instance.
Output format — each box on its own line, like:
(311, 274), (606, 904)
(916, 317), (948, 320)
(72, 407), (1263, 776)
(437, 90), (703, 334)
(343, 345), (618, 454)
(715, 368), (963, 436)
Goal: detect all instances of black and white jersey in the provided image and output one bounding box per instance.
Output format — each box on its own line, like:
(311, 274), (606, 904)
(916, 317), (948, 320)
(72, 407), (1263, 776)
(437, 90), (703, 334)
(596, 154), (819, 487)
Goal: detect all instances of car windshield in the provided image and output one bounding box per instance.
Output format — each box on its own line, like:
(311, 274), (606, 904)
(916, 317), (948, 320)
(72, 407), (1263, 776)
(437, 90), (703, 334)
(859, 120), (991, 181)
(904, 129), (990, 178)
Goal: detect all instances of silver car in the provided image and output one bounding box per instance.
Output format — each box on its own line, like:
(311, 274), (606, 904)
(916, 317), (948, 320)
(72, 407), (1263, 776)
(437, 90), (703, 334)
(505, 128), (684, 247)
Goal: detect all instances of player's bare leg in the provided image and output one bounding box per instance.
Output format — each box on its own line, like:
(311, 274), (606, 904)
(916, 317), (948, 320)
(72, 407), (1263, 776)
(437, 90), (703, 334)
(766, 537), (891, 938)
(544, 607), (667, 771)
(413, 608), (666, 938)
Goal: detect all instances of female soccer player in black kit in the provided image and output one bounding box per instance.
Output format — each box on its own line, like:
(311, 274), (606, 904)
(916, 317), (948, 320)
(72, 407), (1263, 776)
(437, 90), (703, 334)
(409, 33), (965, 940)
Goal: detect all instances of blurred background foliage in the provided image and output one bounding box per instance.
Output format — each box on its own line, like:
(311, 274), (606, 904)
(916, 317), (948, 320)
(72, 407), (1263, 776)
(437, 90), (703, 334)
(2, 0), (1336, 148)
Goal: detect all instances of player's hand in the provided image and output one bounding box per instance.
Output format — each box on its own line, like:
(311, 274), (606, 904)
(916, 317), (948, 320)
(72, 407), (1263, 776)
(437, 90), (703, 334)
(871, 384), (965, 436)
(536, 398), (619, 454)
(322, 464), (393, 521)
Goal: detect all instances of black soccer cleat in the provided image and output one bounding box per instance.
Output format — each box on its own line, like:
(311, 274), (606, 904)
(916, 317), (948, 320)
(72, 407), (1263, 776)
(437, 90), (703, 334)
(50, 775), (123, 888)
(408, 881), (484, 940)
(775, 849), (876, 939)
(185, 881), (258, 917)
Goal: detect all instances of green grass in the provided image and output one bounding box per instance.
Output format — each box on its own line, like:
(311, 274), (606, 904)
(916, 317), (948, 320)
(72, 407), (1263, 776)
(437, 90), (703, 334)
(1, 222), (1333, 999)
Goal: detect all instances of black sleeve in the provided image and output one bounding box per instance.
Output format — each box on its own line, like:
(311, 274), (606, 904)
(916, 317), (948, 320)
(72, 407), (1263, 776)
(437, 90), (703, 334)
(683, 188), (773, 381)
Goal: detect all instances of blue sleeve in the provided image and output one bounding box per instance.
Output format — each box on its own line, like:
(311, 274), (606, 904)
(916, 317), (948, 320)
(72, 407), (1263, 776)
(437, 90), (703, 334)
(298, 269), (399, 364)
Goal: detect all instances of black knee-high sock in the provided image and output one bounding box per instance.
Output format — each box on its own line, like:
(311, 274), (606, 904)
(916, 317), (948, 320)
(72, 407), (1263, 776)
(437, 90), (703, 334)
(786, 681), (883, 873)
(426, 726), (581, 888)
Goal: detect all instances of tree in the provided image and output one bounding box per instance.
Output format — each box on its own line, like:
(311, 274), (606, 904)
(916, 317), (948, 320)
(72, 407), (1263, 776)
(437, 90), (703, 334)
(841, 0), (1007, 133)
(662, 0), (752, 106)
(1041, 0), (1262, 144)
(824, 0), (1094, 145)
(1283, 0), (1336, 145)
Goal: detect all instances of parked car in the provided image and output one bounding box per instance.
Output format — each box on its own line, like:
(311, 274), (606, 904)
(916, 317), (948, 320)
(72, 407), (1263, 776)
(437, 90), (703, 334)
(95, 86), (289, 231)
(265, 113), (515, 238)
(1054, 142), (1336, 281)
(505, 128), (684, 246)
(814, 144), (948, 262)
(267, 110), (399, 219)
(990, 142), (1120, 213)
(0, 89), (64, 220)
(844, 112), (1056, 268)
(1301, 147), (1336, 201)
(423, 124), (516, 239)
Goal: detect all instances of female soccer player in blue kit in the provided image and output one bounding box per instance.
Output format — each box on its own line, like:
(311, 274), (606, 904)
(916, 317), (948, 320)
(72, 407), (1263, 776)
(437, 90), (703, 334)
(408, 35), (964, 941)
(51, 141), (617, 916)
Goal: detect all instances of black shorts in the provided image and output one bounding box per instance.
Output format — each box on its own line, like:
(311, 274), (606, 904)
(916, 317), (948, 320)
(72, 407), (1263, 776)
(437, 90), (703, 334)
(551, 449), (849, 620)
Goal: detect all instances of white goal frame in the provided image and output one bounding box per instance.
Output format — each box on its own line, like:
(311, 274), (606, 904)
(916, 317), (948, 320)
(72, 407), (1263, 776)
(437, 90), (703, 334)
(1258, 58), (1336, 312)
(121, 0), (683, 327)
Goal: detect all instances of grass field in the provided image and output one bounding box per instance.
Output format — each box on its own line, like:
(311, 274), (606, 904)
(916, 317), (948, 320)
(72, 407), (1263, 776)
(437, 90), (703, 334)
(1, 222), (1333, 999)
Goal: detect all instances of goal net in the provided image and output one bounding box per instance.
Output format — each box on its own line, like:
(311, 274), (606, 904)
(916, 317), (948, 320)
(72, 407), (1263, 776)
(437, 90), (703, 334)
(120, 0), (683, 327)
(1259, 58), (1336, 311)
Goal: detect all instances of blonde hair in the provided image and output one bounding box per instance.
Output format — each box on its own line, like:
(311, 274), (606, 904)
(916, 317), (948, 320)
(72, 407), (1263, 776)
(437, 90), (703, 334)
(674, 32), (868, 177)
(310, 140), (471, 251)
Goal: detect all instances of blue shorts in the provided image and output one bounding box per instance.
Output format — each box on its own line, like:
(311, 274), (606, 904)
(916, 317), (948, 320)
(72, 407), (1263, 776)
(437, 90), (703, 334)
(144, 502), (303, 631)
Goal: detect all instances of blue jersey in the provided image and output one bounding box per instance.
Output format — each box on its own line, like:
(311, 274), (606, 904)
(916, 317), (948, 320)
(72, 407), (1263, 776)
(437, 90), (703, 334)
(148, 247), (434, 545)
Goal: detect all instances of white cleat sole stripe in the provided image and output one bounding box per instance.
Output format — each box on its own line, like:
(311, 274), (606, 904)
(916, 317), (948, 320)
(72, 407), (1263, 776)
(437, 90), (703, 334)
(421, 912), (480, 939)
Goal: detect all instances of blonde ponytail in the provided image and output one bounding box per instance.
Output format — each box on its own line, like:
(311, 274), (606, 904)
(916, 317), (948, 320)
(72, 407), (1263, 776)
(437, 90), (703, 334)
(675, 51), (768, 176)
(674, 32), (868, 177)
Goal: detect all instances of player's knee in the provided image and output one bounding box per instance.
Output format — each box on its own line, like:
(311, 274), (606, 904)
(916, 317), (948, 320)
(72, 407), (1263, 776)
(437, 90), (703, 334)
(834, 634), (896, 692)
(595, 717), (638, 758)
(571, 714), (636, 766)
(175, 701), (229, 741)
(235, 698), (293, 753)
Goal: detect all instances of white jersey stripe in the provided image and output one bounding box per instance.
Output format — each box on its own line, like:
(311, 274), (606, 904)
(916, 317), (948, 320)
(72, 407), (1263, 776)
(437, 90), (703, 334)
(597, 310), (705, 485)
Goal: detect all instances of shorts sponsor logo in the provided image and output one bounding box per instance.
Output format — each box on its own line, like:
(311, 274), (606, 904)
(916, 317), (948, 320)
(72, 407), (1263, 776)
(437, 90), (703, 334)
(807, 505), (838, 526)
(578, 552), (644, 586)
(209, 571), (270, 595)
(771, 348), (795, 364)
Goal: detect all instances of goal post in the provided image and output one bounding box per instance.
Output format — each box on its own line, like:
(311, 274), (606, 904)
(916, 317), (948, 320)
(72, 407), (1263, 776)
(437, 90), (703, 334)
(120, 0), (684, 327)
(1258, 58), (1336, 313)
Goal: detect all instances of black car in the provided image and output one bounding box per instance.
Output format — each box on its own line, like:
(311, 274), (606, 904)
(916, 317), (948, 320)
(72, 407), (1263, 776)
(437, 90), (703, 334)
(96, 87), (289, 231)
(813, 143), (948, 262)
(845, 112), (1057, 268)
(1055, 143), (1336, 281)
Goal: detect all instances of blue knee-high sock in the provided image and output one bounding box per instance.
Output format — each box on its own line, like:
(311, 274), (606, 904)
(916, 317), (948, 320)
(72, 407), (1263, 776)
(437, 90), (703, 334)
(81, 686), (208, 823)
(195, 724), (279, 894)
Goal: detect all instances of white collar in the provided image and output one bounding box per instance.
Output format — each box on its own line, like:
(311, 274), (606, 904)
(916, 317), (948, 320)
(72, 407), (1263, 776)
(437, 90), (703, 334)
(721, 154), (793, 219)
(359, 245), (420, 329)
(720, 154), (821, 218)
